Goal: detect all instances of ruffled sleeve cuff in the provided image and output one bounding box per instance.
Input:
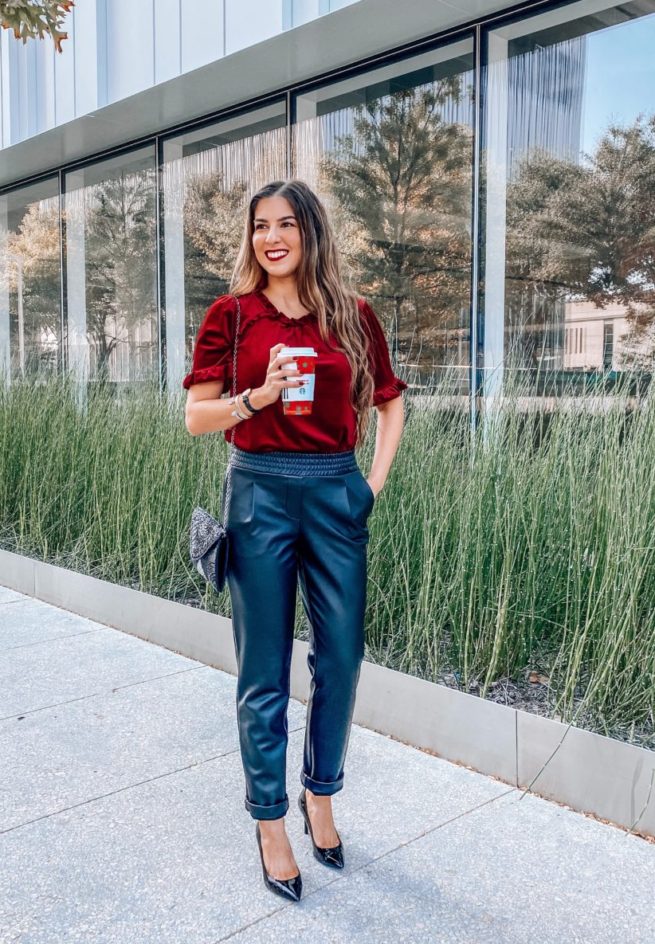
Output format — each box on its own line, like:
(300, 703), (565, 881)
(358, 298), (409, 407)
(181, 295), (236, 391)
(373, 376), (409, 406)
(181, 361), (231, 390)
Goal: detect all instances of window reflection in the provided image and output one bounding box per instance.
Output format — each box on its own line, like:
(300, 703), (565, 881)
(293, 40), (475, 396)
(63, 148), (158, 389)
(484, 0), (655, 398)
(0, 178), (61, 383)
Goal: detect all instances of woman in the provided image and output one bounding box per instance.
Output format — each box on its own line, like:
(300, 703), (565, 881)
(183, 179), (407, 902)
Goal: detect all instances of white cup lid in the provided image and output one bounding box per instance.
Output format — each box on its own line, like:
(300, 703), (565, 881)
(280, 347), (317, 356)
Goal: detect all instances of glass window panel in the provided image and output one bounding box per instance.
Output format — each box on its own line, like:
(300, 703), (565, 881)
(162, 101), (287, 394)
(0, 177), (62, 384)
(293, 40), (475, 398)
(63, 146), (158, 390)
(483, 0), (655, 399)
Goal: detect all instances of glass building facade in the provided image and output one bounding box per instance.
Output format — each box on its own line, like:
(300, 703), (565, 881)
(1, 0), (654, 409)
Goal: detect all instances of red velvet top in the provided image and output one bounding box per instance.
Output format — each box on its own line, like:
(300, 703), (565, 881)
(181, 289), (408, 452)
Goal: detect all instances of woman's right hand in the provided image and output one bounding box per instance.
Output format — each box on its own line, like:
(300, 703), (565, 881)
(250, 343), (306, 410)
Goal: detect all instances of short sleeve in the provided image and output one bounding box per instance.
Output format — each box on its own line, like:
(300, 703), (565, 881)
(359, 299), (409, 406)
(181, 294), (236, 391)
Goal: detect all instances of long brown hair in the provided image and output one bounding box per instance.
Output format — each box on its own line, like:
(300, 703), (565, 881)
(229, 179), (375, 446)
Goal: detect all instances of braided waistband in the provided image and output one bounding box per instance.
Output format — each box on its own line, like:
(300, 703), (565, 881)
(230, 446), (358, 477)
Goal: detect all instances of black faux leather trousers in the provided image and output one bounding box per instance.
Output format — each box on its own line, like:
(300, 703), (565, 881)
(225, 446), (376, 820)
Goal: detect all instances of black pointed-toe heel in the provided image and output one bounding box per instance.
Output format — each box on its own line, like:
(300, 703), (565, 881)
(255, 822), (302, 902)
(298, 787), (344, 869)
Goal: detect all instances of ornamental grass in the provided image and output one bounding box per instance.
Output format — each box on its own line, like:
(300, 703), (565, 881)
(1, 369), (653, 743)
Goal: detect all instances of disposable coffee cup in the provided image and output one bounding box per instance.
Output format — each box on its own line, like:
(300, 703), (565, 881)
(280, 347), (317, 416)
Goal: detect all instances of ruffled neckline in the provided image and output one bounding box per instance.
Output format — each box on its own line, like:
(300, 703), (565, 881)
(254, 289), (318, 325)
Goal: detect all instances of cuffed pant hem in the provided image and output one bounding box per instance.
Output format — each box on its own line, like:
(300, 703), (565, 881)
(300, 770), (344, 796)
(245, 794), (289, 820)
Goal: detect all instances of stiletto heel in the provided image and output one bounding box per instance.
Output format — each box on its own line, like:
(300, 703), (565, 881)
(298, 787), (344, 869)
(255, 822), (302, 902)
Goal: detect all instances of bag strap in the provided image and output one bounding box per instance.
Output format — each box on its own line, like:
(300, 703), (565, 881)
(221, 294), (241, 520)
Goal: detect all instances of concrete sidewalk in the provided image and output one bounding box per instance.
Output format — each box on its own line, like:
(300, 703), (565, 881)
(1, 585), (653, 944)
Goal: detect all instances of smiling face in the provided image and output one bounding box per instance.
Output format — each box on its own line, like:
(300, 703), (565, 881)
(251, 195), (303, 280)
